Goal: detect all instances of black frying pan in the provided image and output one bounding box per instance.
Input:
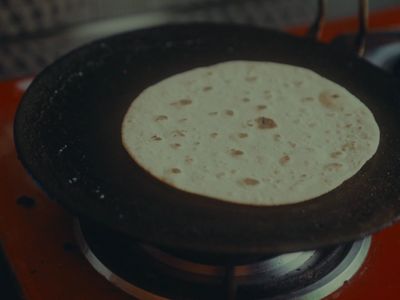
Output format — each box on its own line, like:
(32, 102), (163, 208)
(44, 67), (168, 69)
(14, 24), (400, 255)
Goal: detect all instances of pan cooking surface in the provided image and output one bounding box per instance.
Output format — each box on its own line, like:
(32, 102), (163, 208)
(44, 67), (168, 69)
(14, 24), (400, 254)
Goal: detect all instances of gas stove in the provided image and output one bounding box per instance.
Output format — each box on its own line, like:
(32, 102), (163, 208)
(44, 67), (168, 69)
(1, 6), (400, 300)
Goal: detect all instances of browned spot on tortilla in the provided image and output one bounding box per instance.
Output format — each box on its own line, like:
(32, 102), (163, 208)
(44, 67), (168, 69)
(242, 97), (250, 102)
(208, 112), (218, 116)
(273, 134), (281, 141)
(319, 91), (342, 110)
(330, 151), (342, 158)
(238, 133), (248, 138)
(180, 99), (192, 105)
(279, 155), (290, 165)
(170, 99), (192, 107)
(230, 169), (237, 174)
(185, 156), (193, 164)
(171, 168), (181, 174)
(216, 172), (225, 178)
(243, 178), (259, 186)
(299, 108), (306, 114)
(345, 124), (352, 128)
(342, 141), (356, 151)
(203, 86), (213, 92)
(151, 135), (162, 141)
(264, 90), (272, 99)
(256, 117), (277, 129)
(225, 110), (234, 116)
(301, 174), (307, 178)
(324, 163), (343, 171)
(308, 123), (316, 128)
(210, 132), (218, 138)
(230, 149), (244, 156)
(257, 105), (267, 110)
(273, 169), (279, 175)
(245, 76), (257, 82)
(294, 80), (303, 87)
(206, 71), (213, 76)
(170, 143), (181, 149)
(172, 130), (186, 137)
(155, 115), (168, 121)
(325, 130), (331, 134)
(288, 141), (297, 148)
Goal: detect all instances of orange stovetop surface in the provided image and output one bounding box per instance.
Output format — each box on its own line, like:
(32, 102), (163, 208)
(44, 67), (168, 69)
(0, 87), (132, 298)
(2, 7), (400, 300)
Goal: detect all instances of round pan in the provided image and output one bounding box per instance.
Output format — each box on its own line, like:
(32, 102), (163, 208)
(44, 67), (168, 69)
(14, 24), (400, 255)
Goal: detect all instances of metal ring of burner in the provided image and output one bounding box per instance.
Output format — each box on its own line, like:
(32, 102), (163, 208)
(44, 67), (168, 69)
(74, 219), (371, 300)
(283, 236), (371, 300)
(141, 244), (315, 279)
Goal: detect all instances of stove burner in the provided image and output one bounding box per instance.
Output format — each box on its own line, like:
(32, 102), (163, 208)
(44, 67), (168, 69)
(141, 244), (315, 282)
(74, 219), (370, 300)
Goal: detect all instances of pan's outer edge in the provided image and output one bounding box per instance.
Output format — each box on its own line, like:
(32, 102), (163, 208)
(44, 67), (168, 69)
(14, 23), (400, 254)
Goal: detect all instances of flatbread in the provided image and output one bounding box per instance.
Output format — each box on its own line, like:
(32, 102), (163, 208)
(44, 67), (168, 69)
(121, 61), (380, 205)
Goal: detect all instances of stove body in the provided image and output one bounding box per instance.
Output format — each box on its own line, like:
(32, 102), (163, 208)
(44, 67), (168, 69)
(1, 6), (400, 300)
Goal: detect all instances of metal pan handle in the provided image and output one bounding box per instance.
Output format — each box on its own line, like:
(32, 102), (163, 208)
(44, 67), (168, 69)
(308, 0), (369, 56)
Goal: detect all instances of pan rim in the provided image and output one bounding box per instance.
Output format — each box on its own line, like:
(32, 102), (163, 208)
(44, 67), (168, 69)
(14, 22), (400, 254)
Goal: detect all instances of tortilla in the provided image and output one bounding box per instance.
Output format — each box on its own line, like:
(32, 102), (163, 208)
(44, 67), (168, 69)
(121, 61), (380, 205)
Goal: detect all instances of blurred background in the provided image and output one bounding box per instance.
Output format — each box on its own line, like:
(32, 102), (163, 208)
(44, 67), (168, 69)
(0, 0), (399, 79)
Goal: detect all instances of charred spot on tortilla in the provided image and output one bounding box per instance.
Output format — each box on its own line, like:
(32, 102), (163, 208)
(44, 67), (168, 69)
(256, 117), (277, 129)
